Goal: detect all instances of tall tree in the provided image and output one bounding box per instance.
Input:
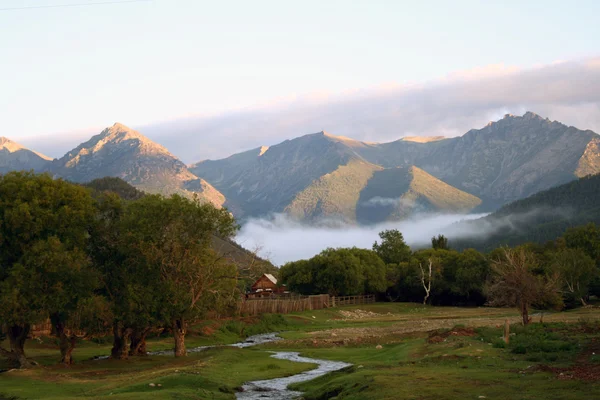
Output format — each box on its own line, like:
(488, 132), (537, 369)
(552, 248), (596, 306)
(373, 230), (412, 265)
(119, 194), (238, 357)
(431, 235), (449, 250)
(487, 247), (562, 325)
(0, 172), (96, 367)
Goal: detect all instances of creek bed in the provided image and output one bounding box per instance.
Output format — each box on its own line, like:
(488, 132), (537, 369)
(236, 351), (351, 399)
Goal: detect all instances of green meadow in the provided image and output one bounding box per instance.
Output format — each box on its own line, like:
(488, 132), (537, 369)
(1, 303), (600, 399)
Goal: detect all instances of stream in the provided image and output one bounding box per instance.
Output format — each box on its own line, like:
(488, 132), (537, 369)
(236, 351), (351, 400)
(97, 332), (352, 399)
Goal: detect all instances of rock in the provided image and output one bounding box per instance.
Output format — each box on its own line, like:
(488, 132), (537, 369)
(157, 384), (162, 387)
(331, 332), (337, 337)
(376, 345), (383, 349)
(149, 383), (156, 387)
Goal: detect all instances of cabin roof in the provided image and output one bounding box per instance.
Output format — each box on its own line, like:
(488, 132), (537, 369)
(263, 274), (277, 284)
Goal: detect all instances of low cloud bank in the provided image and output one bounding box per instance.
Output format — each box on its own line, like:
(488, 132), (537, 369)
(235, 213), (487, 266)
(140, 58), (600, 163)
(236, 206), (574, 265)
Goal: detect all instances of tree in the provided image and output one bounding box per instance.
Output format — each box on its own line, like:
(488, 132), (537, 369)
(431, 235), (449, 250)
(563, 224), (600, 297)
(23, 238), (98, 365)
(419, 258), (433, 305)
(0, 172), (96, 368)
(487, 247), (562, 325)
(280, 248), (387, 297)
(551, 248), (596, 306)
(119, 194), (238, 357)
(373, 230), (411, 265)
(451, 249), (489, 304)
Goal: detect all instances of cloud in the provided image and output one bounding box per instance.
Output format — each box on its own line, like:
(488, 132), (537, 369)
(235, 213), (487, 266)
(16, 57), (600, 163)
(135, 57), (600, 163)
(235, 206), (574, 266)
(362, 196), (416, 208)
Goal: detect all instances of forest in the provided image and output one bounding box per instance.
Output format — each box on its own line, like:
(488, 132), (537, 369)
(280, 227), (600, 325)
(0, 172), (253, 369)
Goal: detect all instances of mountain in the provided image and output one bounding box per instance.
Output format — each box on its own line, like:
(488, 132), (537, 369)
(191, 112), (600, 221)
(0, 137), (52, 173)
(354, 112), (600, 207)
(51, 123), (225, 206)
(452, 173), (600, 251)
(191, 131), (482, 222)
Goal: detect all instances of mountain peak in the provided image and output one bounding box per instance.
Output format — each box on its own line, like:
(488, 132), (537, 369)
(0, 137), (26, 155)
(0, 137), (52, 161)
(501, 111), (544, 121)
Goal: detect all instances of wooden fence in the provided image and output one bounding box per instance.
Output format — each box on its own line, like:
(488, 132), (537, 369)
(330, 295), (375, 307)
(237, 294), (375, 316)
(238, 294), (330, 316)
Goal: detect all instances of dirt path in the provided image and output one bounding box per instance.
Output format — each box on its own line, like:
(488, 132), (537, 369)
(306, 311), (594, 340)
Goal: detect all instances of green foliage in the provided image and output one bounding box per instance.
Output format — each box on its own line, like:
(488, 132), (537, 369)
(454, 173), (600, 251)
(281, 247), (387, 296)
(0, 172), (97, 364)
(373, 230), (411, 265)
(431, 234), (449, 250)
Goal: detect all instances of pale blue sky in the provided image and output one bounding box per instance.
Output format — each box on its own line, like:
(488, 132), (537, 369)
(1, 0), (599, 155)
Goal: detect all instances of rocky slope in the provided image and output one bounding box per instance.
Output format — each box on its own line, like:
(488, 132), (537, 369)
(51, 123), (225, 206)
(0, 137), (52, 173)
(191, 131), (482, 222)
(355, 112), (600, 206)
(192, 112), (600, 220)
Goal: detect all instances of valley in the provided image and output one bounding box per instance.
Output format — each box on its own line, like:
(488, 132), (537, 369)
(1, 304), (598, 399)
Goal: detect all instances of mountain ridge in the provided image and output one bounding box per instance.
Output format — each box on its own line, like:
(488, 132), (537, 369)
(51, 123), (225, 207)
(1, 112), (599, 224)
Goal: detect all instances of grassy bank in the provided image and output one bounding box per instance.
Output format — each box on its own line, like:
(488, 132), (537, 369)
(1, 304), (599, 399)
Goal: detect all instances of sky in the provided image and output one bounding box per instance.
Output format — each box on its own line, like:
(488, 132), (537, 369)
(2, 0), (600, 162)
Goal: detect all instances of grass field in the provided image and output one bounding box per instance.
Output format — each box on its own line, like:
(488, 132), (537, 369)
(1, 303), (600, 399)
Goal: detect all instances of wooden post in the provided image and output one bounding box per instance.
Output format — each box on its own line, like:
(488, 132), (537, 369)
(503, 319), (510, 344)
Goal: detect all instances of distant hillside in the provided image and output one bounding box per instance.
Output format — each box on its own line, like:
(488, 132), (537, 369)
(51, 123), (225, 207)
(192, 112), (600, 222)
(452, 173), (600, 251)
(2, 112), (599, 225)
(192, 131), (482, 223)
(285, 161), (481, 224)
(83, 176), (145, 200)
(0, 137), (51, 173)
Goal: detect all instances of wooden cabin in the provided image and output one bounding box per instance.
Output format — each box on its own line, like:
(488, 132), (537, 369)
(247, 274), (287, 298)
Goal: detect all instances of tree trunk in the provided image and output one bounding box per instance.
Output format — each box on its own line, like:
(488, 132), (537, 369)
(580, 297), (588, 306)
(172, 319), (187, 357)
(111, 323), (132, 360)
(521, 303), (530, 326)
(0, 324), (34, 368)
(50, 314), (77, 365)
(129, 328), (150, 356)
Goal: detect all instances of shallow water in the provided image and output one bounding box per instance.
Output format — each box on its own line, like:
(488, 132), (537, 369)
(236, 352), (352, 399)
(148, 332), (283, 355)
(94, 332), (351, 399)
